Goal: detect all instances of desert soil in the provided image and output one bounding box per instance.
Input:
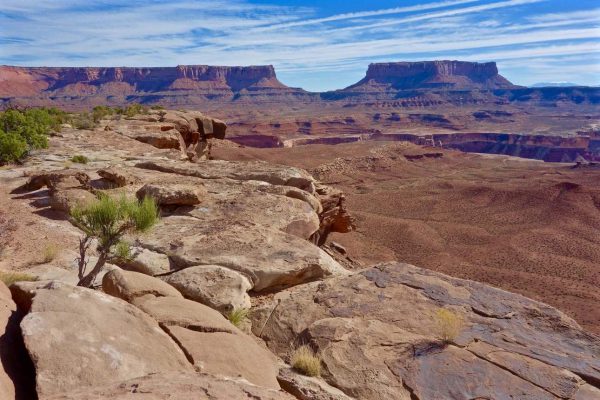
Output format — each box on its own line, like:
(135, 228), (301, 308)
(215, 141), (600, 334)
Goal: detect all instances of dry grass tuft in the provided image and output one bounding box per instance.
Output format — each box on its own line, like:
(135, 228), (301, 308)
(40, 243), (59, 264)
(435, 308), (464, 343)
(291, 345), (321, 377)
(227, 308), (250, 328)
(0, 270), (37, 286)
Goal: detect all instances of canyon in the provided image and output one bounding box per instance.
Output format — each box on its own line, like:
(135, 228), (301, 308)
(2, 61), (599, 162)
(0, 109), (599, 399)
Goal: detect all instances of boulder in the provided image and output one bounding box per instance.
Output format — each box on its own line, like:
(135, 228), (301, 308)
(135, 159), (316, 193)
(130, 295), (281, 390)
(254, 262), (600, 400)
(97, 168), (140, 187)
(10, 281), (192, 397)
(102, 269), (182, 302)
(44, 372), (294, 400)
(138, 216), (348, 292)
(117, 247), (171, 276)
(0, 282), (16, 400)
(136, 183), (205, 206)
(49, 188), (96, 212)
(163, 265), (251, 313)
(16, 170), (90, 193)
(132, 295), (235, 334)
(277, 367), (354, 400)
(161, 326), (280, 389)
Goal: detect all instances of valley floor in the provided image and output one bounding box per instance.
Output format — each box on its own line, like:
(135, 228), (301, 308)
(215, 141), (600, 334)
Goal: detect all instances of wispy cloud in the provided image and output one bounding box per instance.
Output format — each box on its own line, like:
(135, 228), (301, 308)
(0, 0), (598, 89)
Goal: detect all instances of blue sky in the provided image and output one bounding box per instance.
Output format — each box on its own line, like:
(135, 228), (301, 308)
(0, 0), (599, 90)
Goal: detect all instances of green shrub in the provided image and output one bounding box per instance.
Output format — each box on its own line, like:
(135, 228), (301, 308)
(124, 103), (147, 118)
(70, 154), (89, 164)
(70, 112), (95, 130)
(0, 107), (65, 163)
(0, 130), (28, 163)
(150, 105), (164, 110)
(92, 106), (115, 123)
(0, 270), (37, 286)
(71, 195), (159, 287)
(114, 240), (132, 261)
(291, 345), (321, 377)
(227, 308), (250, 328)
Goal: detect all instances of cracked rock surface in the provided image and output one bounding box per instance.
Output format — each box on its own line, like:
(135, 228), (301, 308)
(253, 262), (600, 400)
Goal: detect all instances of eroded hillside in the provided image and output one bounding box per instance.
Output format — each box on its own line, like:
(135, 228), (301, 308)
(0, 110), (598, 399)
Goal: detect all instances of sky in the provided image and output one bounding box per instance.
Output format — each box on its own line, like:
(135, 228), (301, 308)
(0, 0), (599, 91)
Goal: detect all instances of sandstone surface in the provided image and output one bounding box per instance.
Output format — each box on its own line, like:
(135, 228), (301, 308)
(10, 281), (192, 397)
(163, 265), (252, 313)
(102, 269), (183, 302)
(254, 262), (600, 400)
(45, 372), (295, 400)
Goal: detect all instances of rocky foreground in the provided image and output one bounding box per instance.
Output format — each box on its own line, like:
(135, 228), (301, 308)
(0, 110), (599, 399)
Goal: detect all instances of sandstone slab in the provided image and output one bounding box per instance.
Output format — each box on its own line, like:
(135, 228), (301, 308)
(136, 183), (205, 206)
(254, 262), (600, 400)
(163, 326), (280, 389)
(138, 216), (348, 292)
(163, 265), (251, 313)
(45, 371), (294, 400)
(11, 281), (192, 397)
(132, 295), (235, 334)
(117, 247), (172, 276)
(102, 269), (182, 302)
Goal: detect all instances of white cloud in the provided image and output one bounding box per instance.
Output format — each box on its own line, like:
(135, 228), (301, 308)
(0, 0), (598, 88)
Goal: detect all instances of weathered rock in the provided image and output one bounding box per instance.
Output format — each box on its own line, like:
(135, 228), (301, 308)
(49, 188), (96, 212)
(10, 280), (192, 397)
(97, 168), (140, 187)
(45, 371), (295, 400)
(277, 367), (354, 400)
(184, 179), (320, 240)
(0, 282), (16, 400)
(16, 170), (90, 193)
(136, 183), (205, 206)
(138, 216), (348, 292)
(313, 184), (355, 245)
(126, 294), (280, 390)
(102, 269), (182, 302)
(163, 265), (251, 313)
(136, 159), (316, 193)
(132, 295), (235, 334)
(254, 262), (600, 400)
(163, 326), (280, 389)
(117, 247), (172, 275)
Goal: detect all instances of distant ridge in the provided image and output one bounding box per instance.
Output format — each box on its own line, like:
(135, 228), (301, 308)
(0, 61), (598, 110)
(532, 82), (582, 88)
(345, 61), (518, 91)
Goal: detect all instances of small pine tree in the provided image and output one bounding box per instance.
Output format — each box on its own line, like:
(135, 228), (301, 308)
(70, 195), (159, 287)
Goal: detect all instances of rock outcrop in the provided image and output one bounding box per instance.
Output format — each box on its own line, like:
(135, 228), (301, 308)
(102, 272), (281, 390)
(253, 262), (600, 400)
(2, 107), (600, 400)
(45, 372), (295, 400)
(10, 281), (193, 397)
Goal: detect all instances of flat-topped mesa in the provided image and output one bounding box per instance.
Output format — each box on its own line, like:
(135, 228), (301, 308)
(0, 65), (293, 97)
(348, 60), (518, 90)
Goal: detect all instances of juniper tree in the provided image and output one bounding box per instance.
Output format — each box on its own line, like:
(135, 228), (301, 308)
(70, 195), (159, 287)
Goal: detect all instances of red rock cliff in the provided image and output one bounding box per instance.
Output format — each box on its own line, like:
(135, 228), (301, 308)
(0, 65), (293, 97)
(348, 61), (517, 90)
